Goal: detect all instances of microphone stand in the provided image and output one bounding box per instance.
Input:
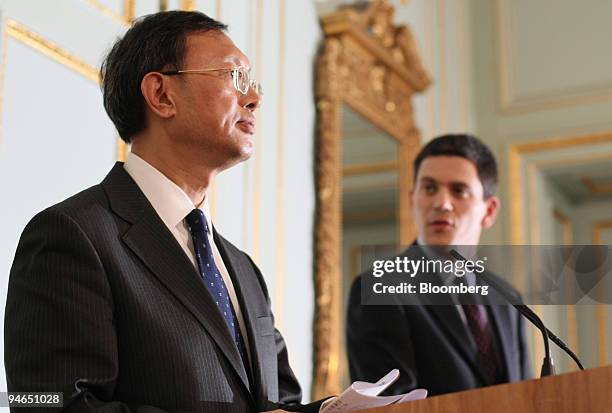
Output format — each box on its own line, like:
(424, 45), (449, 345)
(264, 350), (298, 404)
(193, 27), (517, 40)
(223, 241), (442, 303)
(450, 249), (584, 376)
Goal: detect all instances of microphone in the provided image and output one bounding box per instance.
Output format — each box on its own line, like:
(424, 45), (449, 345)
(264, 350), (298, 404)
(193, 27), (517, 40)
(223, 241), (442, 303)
(450, 249), (585, 376)
(512, 301), (584, 371)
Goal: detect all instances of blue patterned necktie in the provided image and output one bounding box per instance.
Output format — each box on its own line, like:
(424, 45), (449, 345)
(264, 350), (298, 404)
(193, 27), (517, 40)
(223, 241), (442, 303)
(185, 209), (249, 368)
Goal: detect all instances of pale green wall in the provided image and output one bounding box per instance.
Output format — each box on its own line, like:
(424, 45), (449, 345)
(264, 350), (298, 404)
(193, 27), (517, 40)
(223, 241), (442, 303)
(466, 0), (612, 374)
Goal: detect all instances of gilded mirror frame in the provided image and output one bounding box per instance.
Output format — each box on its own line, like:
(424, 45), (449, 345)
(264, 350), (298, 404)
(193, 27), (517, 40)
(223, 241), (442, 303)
(312, 0), (431, 398)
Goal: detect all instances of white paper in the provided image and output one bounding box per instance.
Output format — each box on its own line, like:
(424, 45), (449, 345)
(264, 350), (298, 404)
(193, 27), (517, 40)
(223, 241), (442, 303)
(320, 369), (428, 413)
(351, 369), (400, 397)
(397, 389), (428, 403)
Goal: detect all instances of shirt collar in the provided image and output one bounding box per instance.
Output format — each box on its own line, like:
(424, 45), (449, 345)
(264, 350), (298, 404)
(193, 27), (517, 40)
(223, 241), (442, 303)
(124, 151), (212, 231)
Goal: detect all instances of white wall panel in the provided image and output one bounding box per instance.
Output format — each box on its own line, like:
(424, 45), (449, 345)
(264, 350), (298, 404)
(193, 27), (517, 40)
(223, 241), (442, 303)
(94, 0), (123, 14)
(394, 0), (474, 142)
(279, 0), (319, 398)
(134, 0), (160, 18)
(498, 0), (612, 110)
(213, 0), (250, 253)
(1, 3), (128, 409)
(2, 0), (127, 67)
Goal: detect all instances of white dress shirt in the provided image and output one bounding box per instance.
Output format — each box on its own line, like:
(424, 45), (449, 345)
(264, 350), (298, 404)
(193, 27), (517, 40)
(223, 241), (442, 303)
(124, 152), (251, 361)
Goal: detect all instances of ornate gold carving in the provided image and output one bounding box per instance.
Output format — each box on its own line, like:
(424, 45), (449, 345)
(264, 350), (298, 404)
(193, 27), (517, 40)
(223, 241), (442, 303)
(313, 0), (429, 399)
(314, 96), (342, 398)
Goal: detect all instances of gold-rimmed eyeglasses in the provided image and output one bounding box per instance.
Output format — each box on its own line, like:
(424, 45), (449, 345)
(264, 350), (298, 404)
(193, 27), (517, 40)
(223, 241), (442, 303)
(160, 67), (263, 96)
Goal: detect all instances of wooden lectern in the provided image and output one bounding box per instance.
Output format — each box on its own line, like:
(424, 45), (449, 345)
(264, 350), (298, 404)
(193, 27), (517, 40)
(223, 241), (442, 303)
(360, 365), (612, 413)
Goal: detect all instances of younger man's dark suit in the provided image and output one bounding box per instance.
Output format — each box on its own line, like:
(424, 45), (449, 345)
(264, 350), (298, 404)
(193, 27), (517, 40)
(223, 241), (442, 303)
(346, 246), (532, 397)
(5, 163), (320, 412)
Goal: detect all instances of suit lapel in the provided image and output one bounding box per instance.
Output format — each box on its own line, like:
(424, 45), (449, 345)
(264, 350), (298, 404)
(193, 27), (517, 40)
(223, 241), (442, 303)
(403, 244), (486, 383)
(101, 163), (251, 392)
(213, 231), (268, 406)
(423, 299), (485, 383)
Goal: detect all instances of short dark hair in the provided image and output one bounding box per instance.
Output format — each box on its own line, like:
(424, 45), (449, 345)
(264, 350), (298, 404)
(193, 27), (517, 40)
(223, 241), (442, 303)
(413, 134), (498, 199)
(100, 11), (228, 142)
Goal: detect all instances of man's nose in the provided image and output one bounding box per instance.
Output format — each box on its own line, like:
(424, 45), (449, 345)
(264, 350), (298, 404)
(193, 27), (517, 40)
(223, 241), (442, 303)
(432, 188), (453, 211)
(241, 86), (261, 112)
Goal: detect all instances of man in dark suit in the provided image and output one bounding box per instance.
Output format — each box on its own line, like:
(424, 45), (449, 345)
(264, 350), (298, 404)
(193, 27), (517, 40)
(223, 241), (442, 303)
(346, 134), (531, 396)
(5, 11), (323, 413)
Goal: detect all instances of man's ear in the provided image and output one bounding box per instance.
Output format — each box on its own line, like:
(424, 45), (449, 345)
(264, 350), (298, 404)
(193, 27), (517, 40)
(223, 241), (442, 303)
(141, 72), (176, 119)
(481, 195), (500, 229)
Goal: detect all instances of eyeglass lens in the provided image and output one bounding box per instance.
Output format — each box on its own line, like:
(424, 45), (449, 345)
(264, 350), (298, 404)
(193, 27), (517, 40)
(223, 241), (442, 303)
(233, 68), (261, 95)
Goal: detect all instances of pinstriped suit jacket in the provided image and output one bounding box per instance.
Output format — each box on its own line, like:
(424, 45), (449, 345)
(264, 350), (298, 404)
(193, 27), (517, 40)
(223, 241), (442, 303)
(5, 163), (318, 413)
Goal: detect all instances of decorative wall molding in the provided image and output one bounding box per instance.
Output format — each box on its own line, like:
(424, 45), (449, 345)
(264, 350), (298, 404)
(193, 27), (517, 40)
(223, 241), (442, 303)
(4, 19), (98, 82)
(83, 0), (132, 25)
(581, 177), (612, 195)
(457, 0), (469, 130)
(344, 208), (396, 224)
(552, 208), (578, 360)
(495, 0), (612, 114)
(125, 0), (136, 21)
(343, 160), (397, 176)
(437, 0), (447, 132)
(509, 132), (612, 245)
(593, 220), (612, 366)
(180, 0), (196, 11)
(216, 0), (222, 19)
(552, 208), (572, 244)
(1, 18), (128, 162)
(425, 0), (435, 136)
(593, 220), (612, 244)
(0, 19), (100, 143)
(509, 132), (612, 373)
